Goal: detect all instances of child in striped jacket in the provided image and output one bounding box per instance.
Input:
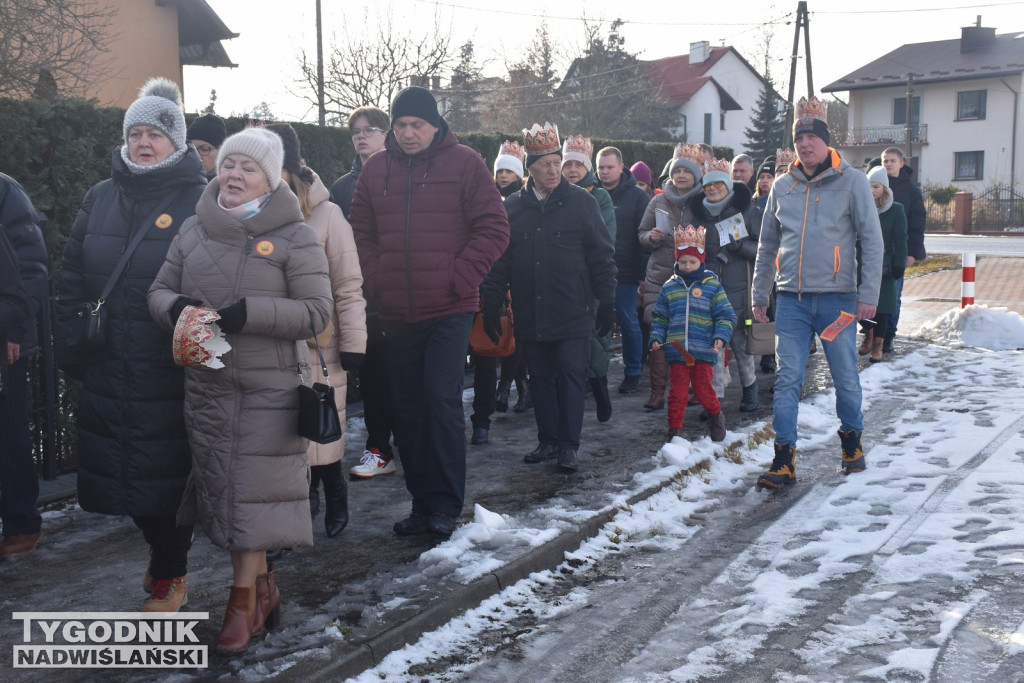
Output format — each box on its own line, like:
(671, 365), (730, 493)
(650, 225), (735, 442)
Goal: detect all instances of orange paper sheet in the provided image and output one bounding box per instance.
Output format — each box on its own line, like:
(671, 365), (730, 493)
(819, 311), (856, 342)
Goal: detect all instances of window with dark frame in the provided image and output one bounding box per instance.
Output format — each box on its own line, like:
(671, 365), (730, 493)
(893, 96), (920, 126)
(954, 151), (984, 180)
(956, 90), (987, 120)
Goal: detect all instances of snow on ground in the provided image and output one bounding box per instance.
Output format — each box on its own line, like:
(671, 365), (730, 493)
(349, 306), (1024, 682)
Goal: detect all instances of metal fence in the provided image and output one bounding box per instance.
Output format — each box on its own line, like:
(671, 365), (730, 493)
(972, 184), (1024, 232)
(924, 199), (954, 232)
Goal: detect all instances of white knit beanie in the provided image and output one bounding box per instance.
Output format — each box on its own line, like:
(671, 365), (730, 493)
(493, 154), (525, 178)
(867, 165), (889, 188)
(216, 128), (284, 190)
(122, 77), (187, 152)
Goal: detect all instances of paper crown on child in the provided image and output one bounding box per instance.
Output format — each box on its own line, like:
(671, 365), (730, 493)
(702, 157), (732, 188)
(775, 148), (798, 170)
(522, 122), (561, 162)
(674, 224), (707, 262)
(494, 139), (526, 177)
(561, 134), (594, 171)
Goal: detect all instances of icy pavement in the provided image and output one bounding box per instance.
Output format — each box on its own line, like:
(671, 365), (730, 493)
(347, 306), (1024, 682)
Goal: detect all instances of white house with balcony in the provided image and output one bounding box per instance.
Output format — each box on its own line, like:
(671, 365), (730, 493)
(821, 19), (1024, 193)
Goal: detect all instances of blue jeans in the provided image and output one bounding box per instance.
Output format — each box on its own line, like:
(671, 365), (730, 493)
(885, 276), (904, 338)
(773, 292), (863, 447)
(615, 284), (642, 377)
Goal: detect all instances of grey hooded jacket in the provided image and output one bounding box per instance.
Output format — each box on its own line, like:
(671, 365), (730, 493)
(752, 150), (883, 307)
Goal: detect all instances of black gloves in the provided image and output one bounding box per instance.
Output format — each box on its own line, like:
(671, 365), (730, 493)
(595, 301), (615, 337)
(481, 296), (503, 346)
(170, 297), (202, 326)
(339, 352), (365, 371)
(216, 299), (247, 334)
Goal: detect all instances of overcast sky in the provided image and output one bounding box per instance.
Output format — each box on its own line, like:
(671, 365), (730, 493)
(183, 0), (1024, 122)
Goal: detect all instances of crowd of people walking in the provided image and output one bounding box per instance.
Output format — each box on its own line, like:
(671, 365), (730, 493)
(0, 77), (917, 655)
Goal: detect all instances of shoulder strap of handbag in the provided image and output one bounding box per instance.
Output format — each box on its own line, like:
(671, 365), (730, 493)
(95, 189), (184, 305)
(298, 309), (331, 383)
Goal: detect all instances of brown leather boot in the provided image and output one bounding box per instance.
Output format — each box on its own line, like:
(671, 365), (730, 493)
(250, 564), (282, 635)
(858, 329), (873, 356)
(869, 337), (884, 363)
(215, 586), (255, 655)
(644, 347), (667, 411)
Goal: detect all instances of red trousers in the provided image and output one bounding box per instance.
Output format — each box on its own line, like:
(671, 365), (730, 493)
(666, 362), (721, 429)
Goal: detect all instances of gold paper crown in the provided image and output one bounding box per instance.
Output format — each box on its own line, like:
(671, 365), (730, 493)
(704, 157), (731, 175)
(522, 122), (560, 157)
(498, 139), (526, 163)
(673, 143), (704, 165)
(562, 134), (593, 158)
(674, 224), (706, 253)
(776, 148), (798, 168)
(795, 96), (828, 123)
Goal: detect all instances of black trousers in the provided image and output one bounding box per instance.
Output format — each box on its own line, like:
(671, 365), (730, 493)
(383, 312), (474, 519)
(471, 354), (498, 429)
(499, 346), (527, 383)
(0, 358), (41, 536)
(360, 316), (394, 460)
(521, 337), (589, 450)
(132, 516), (193, 580)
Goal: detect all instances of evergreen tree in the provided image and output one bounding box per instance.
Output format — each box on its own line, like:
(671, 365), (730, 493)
(445, 41), (483, 132)
(744, 77), (784, 165)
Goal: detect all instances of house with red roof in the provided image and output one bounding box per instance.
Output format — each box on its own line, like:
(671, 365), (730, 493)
(644, 42), (779, 153)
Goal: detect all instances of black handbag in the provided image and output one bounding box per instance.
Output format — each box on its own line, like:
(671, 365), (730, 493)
(66, 191), (182, 354)
(297, 312), (342, 444)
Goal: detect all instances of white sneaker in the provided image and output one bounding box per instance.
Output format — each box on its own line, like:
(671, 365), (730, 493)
(349, 449), (396, 479)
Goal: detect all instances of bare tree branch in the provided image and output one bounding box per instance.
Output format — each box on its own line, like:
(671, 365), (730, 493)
(0, 0), (116, 99)
(293, 8), (454, 124)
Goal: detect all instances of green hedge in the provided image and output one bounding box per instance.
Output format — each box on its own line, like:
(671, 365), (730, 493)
(0, 97), (731, 277)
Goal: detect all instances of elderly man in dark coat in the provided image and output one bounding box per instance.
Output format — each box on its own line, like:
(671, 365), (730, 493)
(482, 123), (616, 473)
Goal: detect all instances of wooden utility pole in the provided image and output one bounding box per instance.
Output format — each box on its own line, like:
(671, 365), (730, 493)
(316, 0), (326, 126)
(905, 73), (915, 162)
(783, 2), (814, 148)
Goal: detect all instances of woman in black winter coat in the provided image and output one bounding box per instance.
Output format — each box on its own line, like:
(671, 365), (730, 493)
(55, 78), (207, 612)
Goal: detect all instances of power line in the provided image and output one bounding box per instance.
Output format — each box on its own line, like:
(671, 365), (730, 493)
(813, 0), (1024, 14)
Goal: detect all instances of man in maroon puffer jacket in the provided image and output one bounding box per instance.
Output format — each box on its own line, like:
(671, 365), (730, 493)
(349, 86), (510, 538)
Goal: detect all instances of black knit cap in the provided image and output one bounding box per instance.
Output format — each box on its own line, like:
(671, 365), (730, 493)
(265, 122), (313, 185)
(757, 157), (776, 177)
(186, 113), (226, 148)
(793, 116), (831, 145)
(391, 86), (441, 127)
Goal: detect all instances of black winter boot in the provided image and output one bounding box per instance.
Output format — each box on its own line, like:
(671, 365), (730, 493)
(495, 380), (512, 413)
(838, 429), (866, 474)
(590, 376), (612, 422)
(739, 382), (758, 412)
(317, 462), (349, 537)
(756, 443), (797, 490)
(513, 379), (533, 412)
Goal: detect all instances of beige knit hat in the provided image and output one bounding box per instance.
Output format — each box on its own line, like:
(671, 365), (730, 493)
(216, 128), (284, 189)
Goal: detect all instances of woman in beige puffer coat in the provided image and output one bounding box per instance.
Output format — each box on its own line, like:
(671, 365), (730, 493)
(148, 128), (333, 655)
(268, 123), (366, 541)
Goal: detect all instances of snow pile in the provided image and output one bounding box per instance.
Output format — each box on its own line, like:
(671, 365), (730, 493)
(415, 504), (560, 583)
(918, 304), (1024, 350)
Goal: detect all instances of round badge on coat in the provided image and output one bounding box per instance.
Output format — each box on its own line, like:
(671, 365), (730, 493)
(155, 213), (173, 229)
(691, 287), (703, 298)
(256, 240), (275, 256)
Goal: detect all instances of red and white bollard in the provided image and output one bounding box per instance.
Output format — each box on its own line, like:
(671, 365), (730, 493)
(961, 252), (976, 307)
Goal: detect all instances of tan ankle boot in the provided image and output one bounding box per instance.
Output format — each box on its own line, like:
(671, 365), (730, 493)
(216, 586), (256, 655)
(142, 576), (187, 612)
(250, 564), (282, 635)
(858, 329), (874, 356)
(869, 337), (884, 362)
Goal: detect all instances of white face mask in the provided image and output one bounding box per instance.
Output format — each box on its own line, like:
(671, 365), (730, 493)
(218, 192), (270, 220)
